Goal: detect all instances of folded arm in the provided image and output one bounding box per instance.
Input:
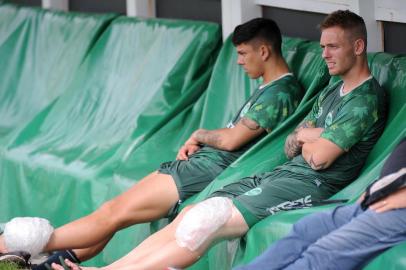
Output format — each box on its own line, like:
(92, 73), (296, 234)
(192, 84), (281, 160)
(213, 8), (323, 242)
(285, 120), (345, 170)
(301, 137), (344, 170)
(192, 117), (265, 151)
(284, 121), (320, 159)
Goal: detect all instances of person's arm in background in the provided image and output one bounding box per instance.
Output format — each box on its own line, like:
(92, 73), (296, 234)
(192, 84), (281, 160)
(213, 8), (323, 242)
(369, 187), (406, 213)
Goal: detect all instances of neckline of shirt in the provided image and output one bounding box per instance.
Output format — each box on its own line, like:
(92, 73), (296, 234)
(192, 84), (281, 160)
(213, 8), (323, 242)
(259, 73), (293, 90)
(339, 75), (373, 97)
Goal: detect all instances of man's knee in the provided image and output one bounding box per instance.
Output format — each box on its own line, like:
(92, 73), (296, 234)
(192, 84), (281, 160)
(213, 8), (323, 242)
(96, 199), (129, 228)
(175, 197), (235, 251)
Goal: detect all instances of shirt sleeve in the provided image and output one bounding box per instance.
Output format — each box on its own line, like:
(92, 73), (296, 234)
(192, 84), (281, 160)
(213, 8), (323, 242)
(244, 87), (297, 132)
(321, 94), (378, 151)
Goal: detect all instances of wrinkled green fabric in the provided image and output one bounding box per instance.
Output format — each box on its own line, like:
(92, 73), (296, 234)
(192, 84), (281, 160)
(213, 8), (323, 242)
(0, 7), (221, 266)
(0, 5), (404, 268)
(6, 16), (220, 173)
(0, 4), (117, 144)
(112, 37), (258, 182)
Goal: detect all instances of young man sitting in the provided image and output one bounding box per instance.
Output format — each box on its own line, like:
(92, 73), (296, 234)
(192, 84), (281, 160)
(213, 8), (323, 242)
(0, 18), (303, 269)
(50, 10), (387, 270)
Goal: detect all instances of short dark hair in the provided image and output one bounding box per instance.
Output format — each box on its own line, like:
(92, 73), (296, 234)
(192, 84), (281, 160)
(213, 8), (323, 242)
(232, 18), (282, 55)
(320, 10), (367, 46)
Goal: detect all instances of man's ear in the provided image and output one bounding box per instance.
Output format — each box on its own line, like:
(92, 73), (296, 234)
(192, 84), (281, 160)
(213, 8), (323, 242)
(354, 38), (365, 56)
(260, 44), (271, 61)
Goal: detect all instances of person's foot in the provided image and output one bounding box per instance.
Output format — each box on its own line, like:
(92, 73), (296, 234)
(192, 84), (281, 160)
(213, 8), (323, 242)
(0, 251), (31, 268)
(50, 259), (98, 270)
(32, 250), (80, 270)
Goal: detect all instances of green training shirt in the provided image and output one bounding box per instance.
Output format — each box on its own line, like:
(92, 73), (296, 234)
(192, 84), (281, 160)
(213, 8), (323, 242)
(194, 73), (304, 166)
(277, 77), (387, 192)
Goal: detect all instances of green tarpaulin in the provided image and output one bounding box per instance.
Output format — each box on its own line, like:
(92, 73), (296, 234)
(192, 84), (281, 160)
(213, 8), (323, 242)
(0, 4), (221, 266)
(0, 4), (116, 144)
(0, 4), (405, 269)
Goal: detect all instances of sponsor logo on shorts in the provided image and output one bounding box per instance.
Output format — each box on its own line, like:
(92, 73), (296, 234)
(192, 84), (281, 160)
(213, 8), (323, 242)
(266, 195), (312, 215)
(244, 187), (262, 196)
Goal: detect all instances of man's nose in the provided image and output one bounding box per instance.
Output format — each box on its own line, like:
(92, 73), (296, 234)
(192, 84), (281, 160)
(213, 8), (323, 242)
(322, 48), (330, 59)
(237, 56), (244, 65)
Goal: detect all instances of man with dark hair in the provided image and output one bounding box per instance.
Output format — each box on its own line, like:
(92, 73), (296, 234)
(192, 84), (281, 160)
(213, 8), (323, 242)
(232, 18), (282, 56)
(49, 9), (387, 270)
(0, 18), (303, 268)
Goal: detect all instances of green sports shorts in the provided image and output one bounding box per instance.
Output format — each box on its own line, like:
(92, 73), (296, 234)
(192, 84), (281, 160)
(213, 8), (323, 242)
(209, 169), (336, 227)
(158, 145), (245, 206)
(159, 155), (235, 217)
(159, 156), (225, 201)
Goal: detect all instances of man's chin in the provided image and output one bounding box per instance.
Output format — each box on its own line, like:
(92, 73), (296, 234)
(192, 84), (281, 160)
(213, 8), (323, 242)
(328, 69), (340, 76)
(248, 74), (261, 79)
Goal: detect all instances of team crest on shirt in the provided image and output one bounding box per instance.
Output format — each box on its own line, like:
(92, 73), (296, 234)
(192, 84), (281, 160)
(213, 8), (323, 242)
(244, 187), (262, 196)
(316, 106), (323, 119)
(325, 112), (333, 128)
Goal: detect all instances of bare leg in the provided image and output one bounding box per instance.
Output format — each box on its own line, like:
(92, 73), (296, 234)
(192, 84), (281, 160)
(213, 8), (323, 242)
(103, 203), (249, 270)
(42, 172), (179, 260)
(73, 235), (112, 261)
(106, 206), (195, 264)
(51, 208), (195, 270)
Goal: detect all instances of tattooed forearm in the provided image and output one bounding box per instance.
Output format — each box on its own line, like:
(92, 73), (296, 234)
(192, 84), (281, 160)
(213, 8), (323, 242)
(193, 129), (223, 148)
(285, 131), (302, 159)
(241, 117), (260, 130)
(308, 154), (328, 170)
(284, 121), (314, 159)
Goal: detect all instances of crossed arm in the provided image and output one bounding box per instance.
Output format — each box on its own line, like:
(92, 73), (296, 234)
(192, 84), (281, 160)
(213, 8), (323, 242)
(284, 121), (344, 170)
(177, 117), (265, 160)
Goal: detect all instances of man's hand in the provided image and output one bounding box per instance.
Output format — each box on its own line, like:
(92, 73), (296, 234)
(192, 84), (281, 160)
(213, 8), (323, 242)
(180, 119), (264, 152)
(357, 192), (366, 203)
(284, 121), (316, 159)
(184, 132), (201, 147)
(369, 187), (406, 213)
(284, 130), (303, 159)
(176, 144), (201, 160)
(176, 132), (202, 160)
(51, 259), (98, 270)
(51, 259), (81, 270)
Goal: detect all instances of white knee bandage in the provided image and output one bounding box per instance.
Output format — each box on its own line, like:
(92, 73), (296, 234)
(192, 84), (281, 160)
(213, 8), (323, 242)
(175, 197), (232, 251)
(4, 217), (54, 256)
